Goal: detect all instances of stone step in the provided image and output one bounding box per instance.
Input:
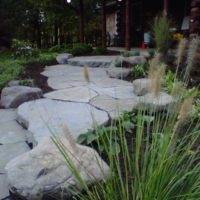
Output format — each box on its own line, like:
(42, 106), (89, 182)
(68, 56), (116, 68)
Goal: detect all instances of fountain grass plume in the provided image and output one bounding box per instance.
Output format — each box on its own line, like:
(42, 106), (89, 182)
(62, 124), (78, 153)
(150, 64), (166, 97)
(184, 37), (199, 82)
(148, 53), (162, 79)
(174, 97), (193, 133)
(83, 65), (90, 83)
(175, 38), (187, 73)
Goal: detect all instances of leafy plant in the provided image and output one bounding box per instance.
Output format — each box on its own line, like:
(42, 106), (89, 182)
(48, 45), (62, 53)
(71, 43), (93, 56)
(152, 14), (172, 55)
(77, 126), (120, 155)
(19, 79), (33, 86)
(114, 57), (123, 68)
(148, 49), (155, 58)
(123, 51), (140, 57)
(93, 47), (107, 55)
(132, 62), (149, 78)
(11, 39), (39, 58)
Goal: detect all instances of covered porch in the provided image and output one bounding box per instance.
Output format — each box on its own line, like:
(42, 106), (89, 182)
(106, 0), (199, 49)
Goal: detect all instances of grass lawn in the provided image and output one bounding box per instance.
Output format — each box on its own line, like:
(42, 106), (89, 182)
(0, 51), (57, 90)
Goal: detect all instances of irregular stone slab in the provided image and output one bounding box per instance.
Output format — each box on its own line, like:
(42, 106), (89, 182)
(133, 78), (151, 96)
(106, 67), (131, 79)
(140, 51), (151, 58)
(44, 86), (98, 103)
(43, 66), (107, 84)
(90, 85), (138, 99)
(123, 56), (146, 66)
(68, 56), (117, 68)
(0, 109), (17, 124)
(47, 79), (88, 90)
(137, 92), (177, 111)
(90, 95), (138, 119)
(56, 53), (73, 64)
(17, 99), (109, 144)
(92, 78), (132, 88)
(0, 121), (27, 145)
(0, 86), (43, 108)
(0, 142), (30, 173)
(5, 137), (110, 199)
(41, 65), (77, 77)
(0, 174), (9, 199)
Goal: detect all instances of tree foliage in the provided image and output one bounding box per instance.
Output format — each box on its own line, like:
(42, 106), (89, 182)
(0, 0), (102, 48)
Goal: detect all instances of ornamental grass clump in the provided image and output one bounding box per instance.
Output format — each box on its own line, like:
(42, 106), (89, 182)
(152, 14), (172, 55)
(52, 58), (200, 200)
(175, 38), (188, 74)
(184, 37), (199, 83)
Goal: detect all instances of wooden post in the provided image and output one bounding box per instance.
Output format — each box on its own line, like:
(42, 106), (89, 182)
(101, 0), (106, 48)
(79, 0), (85, 43)
(125, 0), (130, 50)
(163, 0), (168, 14)
(190, 0), (200, 38)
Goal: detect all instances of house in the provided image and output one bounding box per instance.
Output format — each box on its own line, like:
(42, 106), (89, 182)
(105, 0), (198, 48)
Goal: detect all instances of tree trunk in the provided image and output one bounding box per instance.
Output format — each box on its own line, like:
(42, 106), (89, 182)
(190, 0), (200, 38)
(79, 0), (85, 43)
(163, 0), (168, 14)
(125, 0), (130, 50)
(36, 23), (41, 48)
(54, 24), (58, 45)
(101, 0), (106, 48)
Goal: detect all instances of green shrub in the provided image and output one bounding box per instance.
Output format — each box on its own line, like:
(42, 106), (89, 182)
(148, 49), (156, 58)
(132, 62), (149, 78)
(0, 61), (24, 90)
(152, 14), (172, 55)
(114, 57), (123, 67)
(48, 44), (73, 53)
(93, 47), (107, 55)
(71, 43), (93, 56)
(48, 45), (62, 53)
(19, 79), (33, 86)
(122, 50), (140, 57)
(11, 39), (39, 58)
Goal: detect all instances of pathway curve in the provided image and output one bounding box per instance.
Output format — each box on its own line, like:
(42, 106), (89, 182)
(1, 55), (176, 199)
(17, 64), (139, 146)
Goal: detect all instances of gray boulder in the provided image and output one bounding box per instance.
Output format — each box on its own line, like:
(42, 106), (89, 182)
(137, 92), (177, 112)
(123, 56), (146, 66)
(133, 78), (151, 96)
(0, 86), (43, 108)
(56, 53), (73, 64)
(5, 137), (110, 199)
(106, 67), (131, 79)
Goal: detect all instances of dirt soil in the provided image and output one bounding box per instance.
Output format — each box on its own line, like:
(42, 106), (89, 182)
(21, 60), (57, 93)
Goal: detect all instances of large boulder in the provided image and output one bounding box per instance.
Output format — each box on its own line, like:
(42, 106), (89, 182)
(137, 92), (177, 112)
(106, 67), (131, 79)
(56, 53), (73, 64)
(133, 78), (151, 96)
(17, 99), (109, 145)
(68, 56), (116, 68)
(123, 56), (146, 66)
(5, 137), (110, 199)
(0, 86), (43, 108)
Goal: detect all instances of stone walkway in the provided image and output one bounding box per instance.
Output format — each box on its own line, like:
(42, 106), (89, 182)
(0, 56), (138, 199)
(0, 55), (175, 199)
(18, 64), (138, 145)
(0, 109), (31, 199)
